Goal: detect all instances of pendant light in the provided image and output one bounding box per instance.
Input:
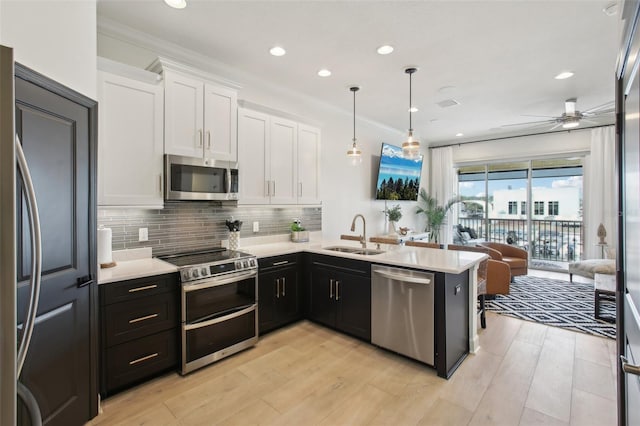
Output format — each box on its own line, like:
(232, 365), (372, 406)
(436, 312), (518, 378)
(347, 86), (363, 165)
(402, 67), (420, 158)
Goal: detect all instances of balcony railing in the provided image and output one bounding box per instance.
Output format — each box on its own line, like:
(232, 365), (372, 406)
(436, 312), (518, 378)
(458, 217), (583, 263)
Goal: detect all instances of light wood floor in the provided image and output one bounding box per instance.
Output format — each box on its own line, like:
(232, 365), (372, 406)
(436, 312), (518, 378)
(88, 311), (617, 426)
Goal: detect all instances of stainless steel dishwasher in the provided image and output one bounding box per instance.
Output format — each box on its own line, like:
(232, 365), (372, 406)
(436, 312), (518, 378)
(371, 265), (434, 365)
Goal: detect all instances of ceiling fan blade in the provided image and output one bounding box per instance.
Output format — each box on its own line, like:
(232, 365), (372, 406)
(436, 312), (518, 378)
(500, 119), (557, 128)
(582, 101), (615, 114)
(520, 114), (558, 119)
(549, 122), (565, 131)
(583, 109), (614, 117)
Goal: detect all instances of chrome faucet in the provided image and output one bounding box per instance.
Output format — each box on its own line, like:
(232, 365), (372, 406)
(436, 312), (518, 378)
(350, 214), (367, 249)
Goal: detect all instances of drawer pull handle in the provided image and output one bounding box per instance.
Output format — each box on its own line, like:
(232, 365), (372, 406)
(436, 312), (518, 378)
(128, 284), (158, 293)
(129, 352), (159, 366)
(272, 261), (289, 266)
(129, 313), (159, 324)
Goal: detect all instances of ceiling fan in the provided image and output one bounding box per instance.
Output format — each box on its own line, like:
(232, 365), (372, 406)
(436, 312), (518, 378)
(501, 98), (615, 131)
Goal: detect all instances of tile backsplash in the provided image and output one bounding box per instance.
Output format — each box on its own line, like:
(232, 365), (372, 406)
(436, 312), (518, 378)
(98, 202), (321, 256)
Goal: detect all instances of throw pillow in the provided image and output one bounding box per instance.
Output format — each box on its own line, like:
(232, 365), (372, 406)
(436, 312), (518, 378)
(465, 227), (478, 239)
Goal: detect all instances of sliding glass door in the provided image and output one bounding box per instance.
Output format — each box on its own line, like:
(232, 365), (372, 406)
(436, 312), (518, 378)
(458, 158), (583, 268)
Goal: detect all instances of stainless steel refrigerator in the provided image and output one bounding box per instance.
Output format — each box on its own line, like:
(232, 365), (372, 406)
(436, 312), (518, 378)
(0, 45), (98, 426)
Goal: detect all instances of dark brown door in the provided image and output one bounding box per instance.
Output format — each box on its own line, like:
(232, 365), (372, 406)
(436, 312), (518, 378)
(15, 65), (97, 425)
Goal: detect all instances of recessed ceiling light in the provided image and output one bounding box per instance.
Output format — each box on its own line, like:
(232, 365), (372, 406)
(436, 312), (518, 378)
(317, 69), (332, 77)
(555, 71), (574, 80)
(269, 46), (286, 57)
(456, 132), (464, 137)
(377, 45), (394, 55)
(164, 0), (186, 9)
(409, 106), (419, 113)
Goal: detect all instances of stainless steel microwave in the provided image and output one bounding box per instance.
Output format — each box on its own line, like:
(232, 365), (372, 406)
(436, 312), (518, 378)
(165, 154), (239, 201)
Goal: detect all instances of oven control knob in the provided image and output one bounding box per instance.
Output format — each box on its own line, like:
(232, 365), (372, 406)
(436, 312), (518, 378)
(250, 259), (256, 267)
(192, 269), (199, 278)
(182, 270), (191, 280)
(201, 267), (208, 277)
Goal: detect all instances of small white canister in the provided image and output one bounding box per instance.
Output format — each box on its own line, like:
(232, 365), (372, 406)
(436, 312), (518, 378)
(97, 225), (116, 268)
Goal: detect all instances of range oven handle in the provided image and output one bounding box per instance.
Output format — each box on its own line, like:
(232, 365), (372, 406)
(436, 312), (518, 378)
(183, 269), (257, 293)
(184, 304), (256, 331)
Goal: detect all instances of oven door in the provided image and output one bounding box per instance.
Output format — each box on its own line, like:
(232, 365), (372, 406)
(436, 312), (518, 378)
(181, 271), (257, 374)
(165, 154), (238, 201)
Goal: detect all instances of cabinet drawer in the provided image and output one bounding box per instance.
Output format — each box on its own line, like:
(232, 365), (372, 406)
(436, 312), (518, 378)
(104, 292), (178, 347)
(102, 273), (177, 305)
(105, 329), (178, 394)
(259, 254), (298, 271)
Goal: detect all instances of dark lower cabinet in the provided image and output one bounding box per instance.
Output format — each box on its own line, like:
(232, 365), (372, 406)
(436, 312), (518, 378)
(434, 271), (470, 379)
(258, 254), (302, 334)
(308, 254), (371, 341)
(99, 273), (179, 397)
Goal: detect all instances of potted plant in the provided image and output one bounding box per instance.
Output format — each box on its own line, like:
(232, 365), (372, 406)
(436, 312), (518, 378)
(415, 189), (461, 243)
(385, 204), (402, 234)
(290, 220), (309, 242)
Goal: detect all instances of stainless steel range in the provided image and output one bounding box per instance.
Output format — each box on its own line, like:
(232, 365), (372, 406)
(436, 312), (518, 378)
(160, 249), (258, 375)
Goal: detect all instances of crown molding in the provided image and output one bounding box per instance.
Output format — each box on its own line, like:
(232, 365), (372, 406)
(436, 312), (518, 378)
(97, 16), (404, 136)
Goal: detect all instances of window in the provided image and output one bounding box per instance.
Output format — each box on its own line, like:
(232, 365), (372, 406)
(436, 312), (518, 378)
(521, 201), (527, 215)
(548, 201), (559, 216)
(534, 201), (544, 215)
(508, 201), (518, 215)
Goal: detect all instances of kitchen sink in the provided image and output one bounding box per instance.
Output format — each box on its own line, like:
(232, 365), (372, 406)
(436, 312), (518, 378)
(322, 246), (385, 256)
(355, 248), (385, 256)
(323, 246), (362, 253)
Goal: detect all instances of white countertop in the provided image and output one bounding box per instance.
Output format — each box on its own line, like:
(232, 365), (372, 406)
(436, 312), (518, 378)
(241, 237), (486, 275)
(98, 248), (178, 285)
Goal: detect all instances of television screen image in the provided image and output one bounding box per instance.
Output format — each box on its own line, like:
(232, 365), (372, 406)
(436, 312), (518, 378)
(375, 143), (423, 201)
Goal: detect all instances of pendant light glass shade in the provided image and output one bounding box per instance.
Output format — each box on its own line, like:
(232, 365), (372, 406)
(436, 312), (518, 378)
(402, 68), (420, 158)
(347, 86), (363, 165)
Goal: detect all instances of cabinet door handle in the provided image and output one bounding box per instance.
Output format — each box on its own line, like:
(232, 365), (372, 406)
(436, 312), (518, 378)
(265, 180), (270, 197)
(282, 277), (286, 297)
(299, 182), (302, 197)
(276, 278), (280, 298)
(272, 180), (276, 196)
(206, 130), (211, 149)
(129, 353), (159, 366)
(128, 284), (158, 293)
(197, 129), (203, 148)
(335, 281), (340, 300)
(129, 313), (159, 324)
(272, 260), (289, 266)
(329, 278), (334, 299)
(158, 174), (163, 195)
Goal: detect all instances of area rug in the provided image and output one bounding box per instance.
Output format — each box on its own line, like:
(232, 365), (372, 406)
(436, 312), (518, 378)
(485, 275), (616, 339)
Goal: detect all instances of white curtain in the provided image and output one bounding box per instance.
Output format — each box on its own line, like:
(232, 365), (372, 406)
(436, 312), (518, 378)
(430, 146), (458, 243)
(583, 126), (616, 259)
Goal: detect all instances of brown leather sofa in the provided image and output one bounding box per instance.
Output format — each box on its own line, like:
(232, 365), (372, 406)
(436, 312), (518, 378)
(447, 244), (511, 328)
(478, 241), (528, 279)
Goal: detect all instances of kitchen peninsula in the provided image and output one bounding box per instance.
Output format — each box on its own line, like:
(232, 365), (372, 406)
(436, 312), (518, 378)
(241, 234), (486, 379)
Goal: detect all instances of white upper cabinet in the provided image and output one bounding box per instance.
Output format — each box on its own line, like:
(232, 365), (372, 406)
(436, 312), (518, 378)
(163, 70), (204, 158)
(154, 59), (238, 162)
(297, 124), (321, 204)
(204, 83), (237, 161)
(269, 116), (298, 205)
(97, 59), (164, 208)
(238, 106), (321, 205)
(238, 108), (270, 204)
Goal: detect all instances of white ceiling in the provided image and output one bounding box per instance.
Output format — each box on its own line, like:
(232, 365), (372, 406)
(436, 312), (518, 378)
(97, 0), (620, 146)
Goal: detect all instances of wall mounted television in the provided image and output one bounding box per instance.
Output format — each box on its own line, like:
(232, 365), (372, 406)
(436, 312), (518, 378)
(375, 143), (423, 201)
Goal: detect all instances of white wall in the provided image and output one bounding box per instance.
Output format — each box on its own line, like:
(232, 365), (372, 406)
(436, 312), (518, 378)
(97, 24), (434, 240)
(451, 129), (591, 165)
(0, 0), (97, 99)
